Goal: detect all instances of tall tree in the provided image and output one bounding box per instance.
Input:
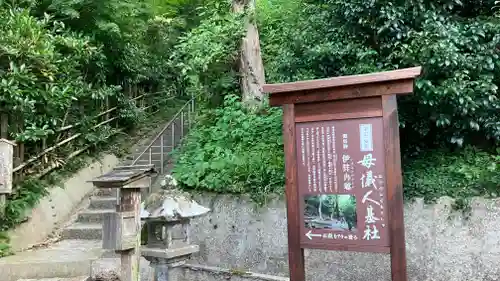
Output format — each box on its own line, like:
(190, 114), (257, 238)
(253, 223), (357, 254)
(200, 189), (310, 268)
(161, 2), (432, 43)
(318, 195), (324, 220)
(232, 0), (265, 106)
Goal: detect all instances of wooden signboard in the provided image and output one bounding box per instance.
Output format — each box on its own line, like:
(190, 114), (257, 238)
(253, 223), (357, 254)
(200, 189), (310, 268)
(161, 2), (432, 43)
(263, 67), (422, 281)
(0, 138), (16, 215)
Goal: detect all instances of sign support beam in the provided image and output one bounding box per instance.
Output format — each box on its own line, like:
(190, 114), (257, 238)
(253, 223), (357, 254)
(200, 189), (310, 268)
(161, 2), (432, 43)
(382, 95), (408, 281)
(282, 104), (306, 281)
(265, 67), (421, 281)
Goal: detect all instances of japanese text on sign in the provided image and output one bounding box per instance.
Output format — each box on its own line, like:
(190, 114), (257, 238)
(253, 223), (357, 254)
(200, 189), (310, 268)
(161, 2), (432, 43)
(299, 126), (338, 193)
(296, 118), (389, 248)
(357, 123), (385, 241)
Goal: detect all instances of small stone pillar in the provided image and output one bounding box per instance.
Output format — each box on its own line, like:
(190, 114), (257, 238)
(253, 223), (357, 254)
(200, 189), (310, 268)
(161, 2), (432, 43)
(141, 190), (210, 281)
(91, 164), (156, 281)
(0, 138), (16, 215)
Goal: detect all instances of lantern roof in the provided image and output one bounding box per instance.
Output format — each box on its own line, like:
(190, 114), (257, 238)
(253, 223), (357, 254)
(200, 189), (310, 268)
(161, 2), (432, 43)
(141, 193), (210, 221)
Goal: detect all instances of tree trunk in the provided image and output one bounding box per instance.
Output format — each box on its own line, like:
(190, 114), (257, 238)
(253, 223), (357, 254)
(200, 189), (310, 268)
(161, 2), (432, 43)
(335, 197), (340, 218)
(318, 197), (323, 220)
(232, 0), (265, 107)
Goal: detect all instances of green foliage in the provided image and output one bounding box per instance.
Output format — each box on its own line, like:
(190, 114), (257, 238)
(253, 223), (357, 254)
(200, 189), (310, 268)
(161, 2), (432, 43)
(172, 2), (246, 106)
(0, 232), (11, 257)
(403, 147), (500, 203)
(305, 195), (357, 229)
(0, 7), (107, 116)
(175, 101), (499, 206)
(0, 6), (124, 161)
(0, 0), (205, 170)
(0, 98), (185, 257)
(32, 0), (188, 88)
(0, 2), (179, 140)
(0, 0), (200, 255)
(172, 94), (285, 203)
(0, 155), (87, 257)
(168, 0), (500, 215)
(257, 0), (500, 150)
(0, 4), (165, 179)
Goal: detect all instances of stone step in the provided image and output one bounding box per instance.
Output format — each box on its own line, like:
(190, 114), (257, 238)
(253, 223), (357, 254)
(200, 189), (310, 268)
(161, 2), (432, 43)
(62, 223), (102, 240)
(0, 240), (102, 281)
(125, 159), (163, 167)
(132, 152), (175, 161)
(77, 209), (114, 223)
(136, 128), (187, 146)
(88, 197), (116, 210)
(124, 160), (170, 169)
(132, 145), (176, 154)
(17, 276), (89, 281)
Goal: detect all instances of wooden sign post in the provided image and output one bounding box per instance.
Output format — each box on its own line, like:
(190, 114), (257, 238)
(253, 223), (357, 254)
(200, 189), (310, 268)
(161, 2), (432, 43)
(0, 138), (16, 216)
(263, 67), (422, 281)
(91, 164), (156, 281)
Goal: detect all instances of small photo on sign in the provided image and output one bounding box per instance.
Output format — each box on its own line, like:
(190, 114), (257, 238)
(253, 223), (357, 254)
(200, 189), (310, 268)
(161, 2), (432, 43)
(304, 194), (357, 232)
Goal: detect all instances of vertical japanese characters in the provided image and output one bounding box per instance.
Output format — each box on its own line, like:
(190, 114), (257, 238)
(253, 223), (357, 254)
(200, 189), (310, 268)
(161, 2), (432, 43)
(357, 124), (385, 241)
(296, 119), (388, 246)
(300, 126), (338, 193)
(342, 133), (354, 192)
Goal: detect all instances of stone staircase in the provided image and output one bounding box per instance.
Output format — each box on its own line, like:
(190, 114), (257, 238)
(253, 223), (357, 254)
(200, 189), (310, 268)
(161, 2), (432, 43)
(61, 115), (186, 242)
(0, 101), (193, 281)
(61, 188), (115, 241)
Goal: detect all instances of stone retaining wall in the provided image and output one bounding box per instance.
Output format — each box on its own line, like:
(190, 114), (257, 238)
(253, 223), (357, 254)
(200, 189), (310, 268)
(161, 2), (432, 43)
(9, 154), (119, 251)
(187, 193), (500, 281)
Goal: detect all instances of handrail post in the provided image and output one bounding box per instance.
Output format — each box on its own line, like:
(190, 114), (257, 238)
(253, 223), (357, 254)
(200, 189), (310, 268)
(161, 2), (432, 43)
(160, 134), (164, 175)
(188, 103), (191, 130)
(180, 112), (184, 139)
(148, 147), (152, 166)
(148, 148), (153, 193)
(171, 122), (175, 153)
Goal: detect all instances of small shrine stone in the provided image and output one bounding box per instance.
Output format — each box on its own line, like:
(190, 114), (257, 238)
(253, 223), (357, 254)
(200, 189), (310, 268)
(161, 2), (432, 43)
(141, 174), (210, 221)
(140, 175), (211, 281)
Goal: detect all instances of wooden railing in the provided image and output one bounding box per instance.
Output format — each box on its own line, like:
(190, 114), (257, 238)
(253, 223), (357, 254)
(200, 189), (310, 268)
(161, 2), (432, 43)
(0, 89), (176, 183)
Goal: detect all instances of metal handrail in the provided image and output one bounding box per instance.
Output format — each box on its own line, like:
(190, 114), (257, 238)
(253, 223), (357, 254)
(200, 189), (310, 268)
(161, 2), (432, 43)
(131, 98), (195, 179)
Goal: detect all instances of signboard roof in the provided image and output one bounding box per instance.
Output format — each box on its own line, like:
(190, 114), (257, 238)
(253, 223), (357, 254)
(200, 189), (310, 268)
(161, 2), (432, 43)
(91, 164), (156, 188)
(264, 67), (422, 106)
(263, 67), (421, 94)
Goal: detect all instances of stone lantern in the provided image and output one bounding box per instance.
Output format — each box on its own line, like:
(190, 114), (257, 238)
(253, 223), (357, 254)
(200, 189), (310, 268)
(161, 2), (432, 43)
(141, 177), (210, 281)
(91, 164), (156, 281)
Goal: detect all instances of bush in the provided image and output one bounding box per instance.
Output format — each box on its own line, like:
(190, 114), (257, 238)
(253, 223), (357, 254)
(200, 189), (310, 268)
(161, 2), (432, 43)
(0, 7), (117, 141)
(173, 0), (500, 207)
(174, 101), (500, 205)
(0, 0), (202, 256)
(257, 0), (500, 150)
(30, 0), (202, 89)
(172, 95), (285, 203)
(403, 147), (500, 203)
(172, 2), (246, 106)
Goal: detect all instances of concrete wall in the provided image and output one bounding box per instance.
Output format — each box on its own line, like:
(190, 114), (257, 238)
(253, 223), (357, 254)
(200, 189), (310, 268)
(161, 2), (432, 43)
(8, 154), (119, 251)
(188, 193), (500, 281)
(181, 264), (288, 281)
